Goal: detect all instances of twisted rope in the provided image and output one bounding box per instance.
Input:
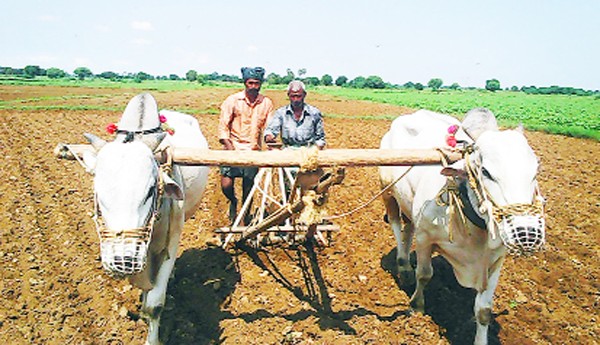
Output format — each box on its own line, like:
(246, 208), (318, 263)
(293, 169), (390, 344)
(462, 147), (545, 240)
(435, 178), (467, 242)
(298, 146), (319, 172)
(325, 166), (415, 221)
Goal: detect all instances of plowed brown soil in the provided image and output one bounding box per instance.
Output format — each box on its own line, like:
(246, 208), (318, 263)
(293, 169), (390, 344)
(0, 85), (598, 345)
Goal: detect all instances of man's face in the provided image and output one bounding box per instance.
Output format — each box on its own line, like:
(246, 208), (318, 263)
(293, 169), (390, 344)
(245, 78), (262, 97)
(288, 90), (306, 108)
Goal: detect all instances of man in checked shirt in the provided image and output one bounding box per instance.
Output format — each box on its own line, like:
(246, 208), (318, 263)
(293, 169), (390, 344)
(264, 80), (327, 241)
(264, 80), (326, 150)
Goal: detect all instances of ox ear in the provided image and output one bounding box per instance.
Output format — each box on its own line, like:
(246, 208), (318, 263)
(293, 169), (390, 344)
(142, 132), (167, 152)
(82, 150), (97, 174)
(84, 133), (107, 151)
(161, 171), (184, 200)
(515, 123), (525, 133)
(440, 160), (467, 180)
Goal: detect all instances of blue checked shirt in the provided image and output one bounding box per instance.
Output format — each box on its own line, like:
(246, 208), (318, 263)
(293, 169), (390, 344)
(264, 103), (326, 148)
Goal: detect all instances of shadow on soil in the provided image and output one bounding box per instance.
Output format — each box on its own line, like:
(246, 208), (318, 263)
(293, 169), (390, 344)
(238, 243), (411, 336)
(381, 249), (503, 345)
(160, 246), (241, 345)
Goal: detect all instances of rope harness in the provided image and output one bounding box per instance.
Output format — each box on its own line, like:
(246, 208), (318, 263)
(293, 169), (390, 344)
(292, 146), (325, 226)
(437, 145), (546, 254)
(93, 146), (174, 277)
(298, 145), (319, 173)
(325, 166), (414, 220)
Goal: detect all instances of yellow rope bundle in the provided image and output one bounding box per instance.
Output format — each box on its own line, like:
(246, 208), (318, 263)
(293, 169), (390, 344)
(299, 146), (319, 172)
(435, 178), (468, 242)
(298, 190), (325, 225)
(491, 198), (545, 224)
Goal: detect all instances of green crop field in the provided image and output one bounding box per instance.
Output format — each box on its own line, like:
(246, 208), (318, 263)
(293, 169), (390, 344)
(1, 77), (598, 140)
(314, 87), (600, 140)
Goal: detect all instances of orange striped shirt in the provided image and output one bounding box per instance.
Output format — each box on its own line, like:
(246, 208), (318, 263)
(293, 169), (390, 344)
(218, 91), (274, 151)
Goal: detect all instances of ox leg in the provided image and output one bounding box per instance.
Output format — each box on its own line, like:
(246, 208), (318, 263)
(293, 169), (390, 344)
(396, 217), (415, 285)
(141, 225), (183, 345)
(410, 238), (433, 313)
(382, 192), (414, 284)
(473, 261), (503, 345)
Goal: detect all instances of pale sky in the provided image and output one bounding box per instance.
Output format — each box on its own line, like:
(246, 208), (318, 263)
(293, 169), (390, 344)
(2, 0), (598, 90)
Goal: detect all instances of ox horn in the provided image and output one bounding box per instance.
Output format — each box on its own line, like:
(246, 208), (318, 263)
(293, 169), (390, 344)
(461, 108), (498, 141)
(84, 133), (107, 151)
(142, 132), (167, 152)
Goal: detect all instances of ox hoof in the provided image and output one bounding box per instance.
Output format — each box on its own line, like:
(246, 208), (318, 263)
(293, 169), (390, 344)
(397, 268), (415, 286)
(409, 300), (425, 314)
(406, 306), (425, 317)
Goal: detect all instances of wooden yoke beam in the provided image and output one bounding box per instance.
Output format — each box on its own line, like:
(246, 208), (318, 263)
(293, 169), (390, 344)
(55, 143), (462, 167)
(174, 148), (461, 167)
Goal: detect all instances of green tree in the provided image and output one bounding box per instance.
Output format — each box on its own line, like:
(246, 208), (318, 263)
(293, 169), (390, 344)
(282, 69), (295, 84)
(135, 71), (153, 81)
(449, 82), (460, 90)
(349, 76), (367, 88)
(365, 75), (385, 89)
(321, 74), (333, 86)
(98, 71), (119, 80)
(335, 75), (348, 86)
(196, 74), (208, 85)
(414, 82), (424, 90)
(266, 72), (282, 84)
(169, 74), (180, 80)
(303, 76), (320, 86)
(46, 67), (66, 79)
(428, 78), (443, 90)
(74, 67), (93, 80)
(403, 81), (415, 89)
(186, 70), (198, 82)
(297, 68), (307, 77)
(485, 78), (501, 92)
(24, 65), (43, 78)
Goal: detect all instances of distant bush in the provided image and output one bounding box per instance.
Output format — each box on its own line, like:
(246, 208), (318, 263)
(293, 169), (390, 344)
(485, 79), (501, 92)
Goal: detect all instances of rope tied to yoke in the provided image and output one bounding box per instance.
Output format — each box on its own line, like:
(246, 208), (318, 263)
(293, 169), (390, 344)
(435, 146), (467, 242)
(93, 141), (175, 275)
(298, 190), (326, 225)
(324, 165), (414, 220)
(464, 146), (545, 239)
(298, 145), (319, 172)
(435, 177), (467, 242)
(324, 147), (453, 221)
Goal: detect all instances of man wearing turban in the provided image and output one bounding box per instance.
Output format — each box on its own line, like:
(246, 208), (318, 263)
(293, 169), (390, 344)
(218, 67), (274, 224)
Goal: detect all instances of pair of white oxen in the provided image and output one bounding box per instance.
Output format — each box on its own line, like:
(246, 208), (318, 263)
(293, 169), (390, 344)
(82, 93), (545, 345)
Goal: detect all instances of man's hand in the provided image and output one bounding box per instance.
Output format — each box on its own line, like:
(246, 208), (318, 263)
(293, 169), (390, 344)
(264, 134), (275, 143)
(219, 138), (235, 150)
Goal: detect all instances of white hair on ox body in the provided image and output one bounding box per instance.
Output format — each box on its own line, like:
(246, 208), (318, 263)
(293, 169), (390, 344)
(83, 92), (211, 345)
(379, 107), (545, 345)
(475, 129), (539, 206)
(94, 140), (159, 231)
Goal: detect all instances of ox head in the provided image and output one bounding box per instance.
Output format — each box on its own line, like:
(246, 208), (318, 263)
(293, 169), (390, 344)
(443, 124), (546, 255)
(82, 93), (184, 277)
(84, 134), (184, 277)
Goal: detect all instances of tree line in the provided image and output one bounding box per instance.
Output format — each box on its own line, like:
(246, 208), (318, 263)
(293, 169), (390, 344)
(0, 64), (597, 96)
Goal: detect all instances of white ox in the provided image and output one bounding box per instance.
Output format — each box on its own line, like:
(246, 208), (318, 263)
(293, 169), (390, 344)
(83, 94), (209, 345)
(379, 109), (545, 345)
